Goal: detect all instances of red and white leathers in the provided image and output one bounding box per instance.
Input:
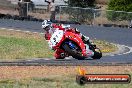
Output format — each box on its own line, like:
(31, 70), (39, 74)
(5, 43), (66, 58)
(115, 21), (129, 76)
(44, 23), (83, 59)
(42, 19), (93, 58)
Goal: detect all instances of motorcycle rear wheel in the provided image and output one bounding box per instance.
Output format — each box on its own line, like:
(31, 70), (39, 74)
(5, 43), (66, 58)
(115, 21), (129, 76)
(63, 44), (85, 60)
(92, 48), (102, 59)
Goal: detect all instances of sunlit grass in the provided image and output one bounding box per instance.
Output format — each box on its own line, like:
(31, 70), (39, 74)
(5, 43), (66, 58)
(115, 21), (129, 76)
(0, 29), (54, 61)
(94, 40), (118, 53)
(0, 36), (53, 60)
(0, 29), (117, 61)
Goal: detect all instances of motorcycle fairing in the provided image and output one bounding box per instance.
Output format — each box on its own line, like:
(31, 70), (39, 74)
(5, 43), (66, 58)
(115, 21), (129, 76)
(64, 31), (87, 57)
(48, 29), (64, 49)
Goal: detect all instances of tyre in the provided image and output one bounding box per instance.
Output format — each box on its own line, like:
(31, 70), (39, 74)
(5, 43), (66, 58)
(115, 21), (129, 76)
(92, 48), (102, 59)
(62, 43), (85, 60)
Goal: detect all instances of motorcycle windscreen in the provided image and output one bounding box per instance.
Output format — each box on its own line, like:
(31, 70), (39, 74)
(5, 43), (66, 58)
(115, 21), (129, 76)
(48, 29), (64, 49)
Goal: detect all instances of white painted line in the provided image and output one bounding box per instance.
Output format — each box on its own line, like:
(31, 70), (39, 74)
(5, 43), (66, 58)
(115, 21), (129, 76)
(26, 60), (33, 61)
(1, 28), (6, 30)
(106, 43), (132, 56)
(8, 29), (15, 31)
(40, 33), (44, 35)
(33, 32), (38, 34)
(65, 56), (73, 59)
(45, 59), (50, 60)
(117, 54), (122, 56)
(122, 45), (132, 55)
(110, 55), (115, 56)
(0, 27), (44, 35)
(23, 31), (31, 33)
(15, 30), (22, 32)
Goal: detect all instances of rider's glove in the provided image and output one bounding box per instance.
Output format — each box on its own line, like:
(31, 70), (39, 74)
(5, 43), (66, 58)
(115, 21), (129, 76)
(83, 35), (90, 41)
(74, 28), (80, 33)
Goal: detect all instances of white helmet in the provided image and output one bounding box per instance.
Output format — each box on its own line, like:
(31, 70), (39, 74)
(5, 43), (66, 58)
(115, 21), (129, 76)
(42, 20), (52, 29)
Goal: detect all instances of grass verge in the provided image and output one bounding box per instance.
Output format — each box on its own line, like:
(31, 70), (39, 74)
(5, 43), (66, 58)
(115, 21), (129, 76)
(0, 29), (117, 60)
(94, 40), (118, 53)
(0, 66), (131, 88)
(0, 29), (54, 61)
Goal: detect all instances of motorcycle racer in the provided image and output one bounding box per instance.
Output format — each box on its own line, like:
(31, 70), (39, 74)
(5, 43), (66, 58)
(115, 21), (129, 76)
(42, 20), (94, 59)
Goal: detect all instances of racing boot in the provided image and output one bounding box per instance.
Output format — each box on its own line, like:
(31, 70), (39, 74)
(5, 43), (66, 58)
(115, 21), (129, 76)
(54, 49), (66, 59)
(82, 35), (96, 49)
(82, 35), (91, 45)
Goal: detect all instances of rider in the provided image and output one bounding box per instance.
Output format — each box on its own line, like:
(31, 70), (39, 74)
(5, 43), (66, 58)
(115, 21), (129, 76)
(42, 20), (93, 59)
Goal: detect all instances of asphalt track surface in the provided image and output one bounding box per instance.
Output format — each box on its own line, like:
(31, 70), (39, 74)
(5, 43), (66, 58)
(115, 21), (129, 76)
(0, 19), (132, 66)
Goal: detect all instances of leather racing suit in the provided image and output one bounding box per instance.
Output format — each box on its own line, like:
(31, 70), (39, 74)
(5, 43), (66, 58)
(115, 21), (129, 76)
(42, 21), (92, 59)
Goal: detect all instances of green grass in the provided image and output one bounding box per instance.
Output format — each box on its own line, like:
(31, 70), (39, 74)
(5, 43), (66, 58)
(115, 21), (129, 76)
(0, 74), (131, 88)
(0, 29), (117, 61)
(0, 66), (131, 88)
(0, 35), (54, 61)
(94, 40), (118, 53)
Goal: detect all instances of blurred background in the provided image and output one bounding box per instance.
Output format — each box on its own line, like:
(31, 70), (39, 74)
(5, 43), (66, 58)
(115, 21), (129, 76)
(0, 0), (132, 27)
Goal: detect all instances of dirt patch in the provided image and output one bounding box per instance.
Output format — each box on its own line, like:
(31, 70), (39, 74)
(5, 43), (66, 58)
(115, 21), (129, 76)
(0, 66), (131, 79)
(0, 29), (43, 40)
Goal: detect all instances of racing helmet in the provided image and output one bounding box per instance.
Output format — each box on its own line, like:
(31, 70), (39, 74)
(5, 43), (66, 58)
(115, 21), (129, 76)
(42, 20), (52, 31)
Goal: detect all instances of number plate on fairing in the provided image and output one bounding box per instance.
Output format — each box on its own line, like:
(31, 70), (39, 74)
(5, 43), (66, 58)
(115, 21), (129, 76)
(49, 30), (64, 48)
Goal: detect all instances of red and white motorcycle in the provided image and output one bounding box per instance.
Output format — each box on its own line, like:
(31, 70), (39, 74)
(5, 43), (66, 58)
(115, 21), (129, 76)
(48, 27), (102, 60)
